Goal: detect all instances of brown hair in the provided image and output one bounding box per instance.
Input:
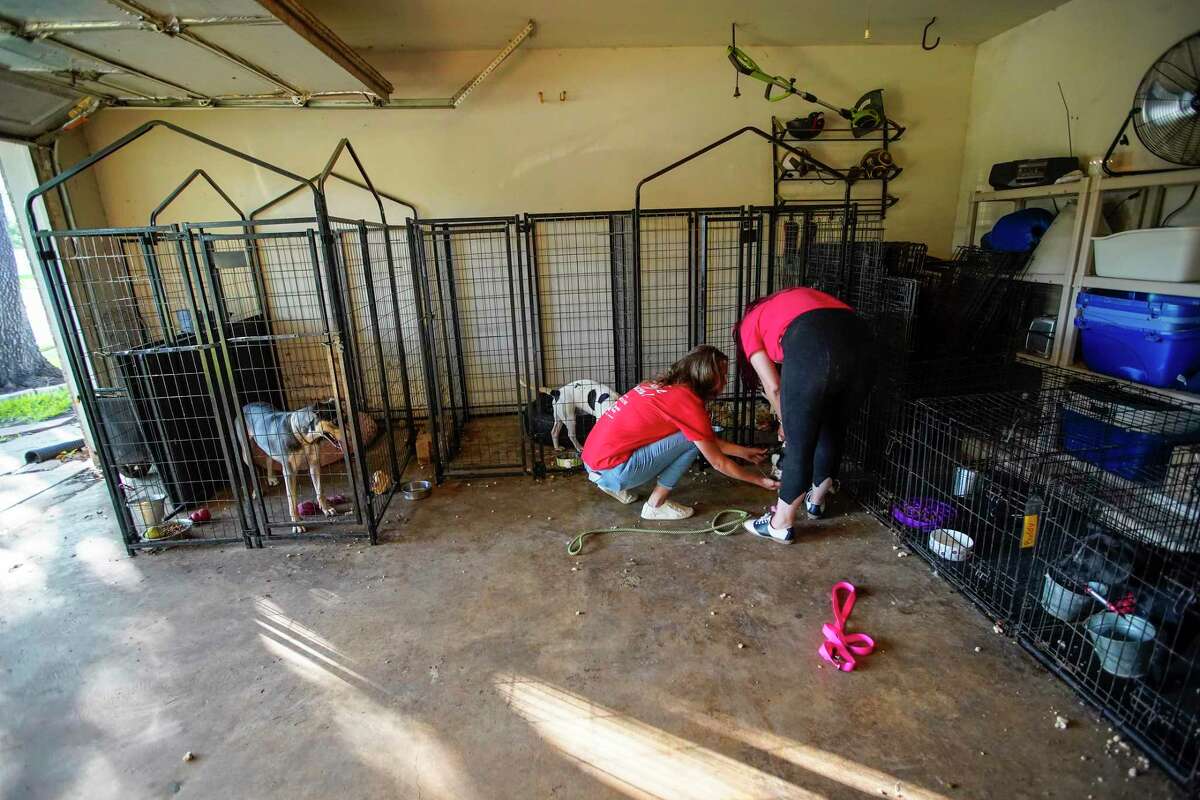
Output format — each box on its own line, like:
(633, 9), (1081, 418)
(654, 345), (729, 401)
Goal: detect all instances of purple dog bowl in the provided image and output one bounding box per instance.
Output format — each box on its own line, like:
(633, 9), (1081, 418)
(891, 498), (955, 530)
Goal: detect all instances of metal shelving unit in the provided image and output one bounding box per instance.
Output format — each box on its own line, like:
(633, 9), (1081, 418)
(964, 177), (1093, 365)
(770, 115), (905, 217)
(1057, 168), (1200, 388)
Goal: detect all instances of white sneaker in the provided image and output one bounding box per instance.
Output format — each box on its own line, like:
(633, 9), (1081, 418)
(596, 484), (638, 505)
(640, 500), (694, 520)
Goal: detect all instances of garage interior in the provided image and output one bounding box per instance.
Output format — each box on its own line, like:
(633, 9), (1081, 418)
(2, 1), (1200, 798)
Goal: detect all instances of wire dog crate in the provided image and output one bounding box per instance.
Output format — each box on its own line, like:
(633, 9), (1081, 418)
(1018, 449), (1200, 791)
(881, 370), (1200, 626)
(27, 122), (420, 552)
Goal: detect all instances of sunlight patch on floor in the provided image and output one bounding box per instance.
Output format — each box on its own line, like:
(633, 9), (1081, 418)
(256, 599), (480, 799)
(494, 672), (823, 800)
(684, 711), (951, 800)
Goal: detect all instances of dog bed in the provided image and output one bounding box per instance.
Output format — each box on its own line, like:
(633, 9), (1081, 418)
(246, 412), (380, 470)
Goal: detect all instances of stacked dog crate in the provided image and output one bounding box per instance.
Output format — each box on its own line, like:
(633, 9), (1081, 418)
(875, 361), (1200, 791)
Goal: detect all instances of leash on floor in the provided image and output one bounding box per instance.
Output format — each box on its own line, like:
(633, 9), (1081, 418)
(818, 581), (875, 672)
(566, 509), (753, 556)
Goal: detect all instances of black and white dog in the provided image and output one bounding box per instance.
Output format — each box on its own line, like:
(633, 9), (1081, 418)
(242, 400), (343, 530)
(537, 380), (617, 452)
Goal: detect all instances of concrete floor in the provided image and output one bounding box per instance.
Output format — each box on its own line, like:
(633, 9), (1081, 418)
(0, 444), (1183, 799)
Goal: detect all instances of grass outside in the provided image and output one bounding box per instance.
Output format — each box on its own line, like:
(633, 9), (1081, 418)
(0, 387), (72, 426)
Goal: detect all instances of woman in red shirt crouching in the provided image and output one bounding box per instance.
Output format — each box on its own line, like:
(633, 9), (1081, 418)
(581, 345), (779, 520)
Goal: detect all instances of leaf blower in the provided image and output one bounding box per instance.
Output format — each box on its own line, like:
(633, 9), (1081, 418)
(728, 45), (889, 138)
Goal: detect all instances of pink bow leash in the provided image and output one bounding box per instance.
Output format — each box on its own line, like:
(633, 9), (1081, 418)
(818, 581), (875, 672)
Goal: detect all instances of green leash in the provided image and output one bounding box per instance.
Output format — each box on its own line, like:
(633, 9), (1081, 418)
(566, 509), (753, 556)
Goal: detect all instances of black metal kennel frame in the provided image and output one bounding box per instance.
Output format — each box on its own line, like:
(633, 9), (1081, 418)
(26, 121), (421, 552)
(412, 201), (895, 481)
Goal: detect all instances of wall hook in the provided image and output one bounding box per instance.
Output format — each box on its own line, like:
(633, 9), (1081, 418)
(538, 91), (544, 103)
(559, 90), (566, 102)
(922, 17), (940, 50)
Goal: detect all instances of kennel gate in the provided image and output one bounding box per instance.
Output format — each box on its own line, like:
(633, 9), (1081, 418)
(27, 122), (418, 552)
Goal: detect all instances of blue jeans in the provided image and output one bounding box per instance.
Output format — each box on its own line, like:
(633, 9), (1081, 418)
(586, 431), (701, 492)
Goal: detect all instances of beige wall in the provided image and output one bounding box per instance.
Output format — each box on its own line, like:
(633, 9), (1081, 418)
(80, 43), (976, 255)
(953, 0), (1200, 245)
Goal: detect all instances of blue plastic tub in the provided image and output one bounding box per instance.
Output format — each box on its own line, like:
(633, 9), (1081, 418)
(1059, 381), (1200, 480)
(1077, 289), (1200, 332)
(1060, 407), (1174, 481)
(1075, 318), (1200, 389)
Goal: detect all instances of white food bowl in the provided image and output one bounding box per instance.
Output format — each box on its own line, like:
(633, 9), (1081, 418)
(928, 528), (974, 561)
(1093, 226), (1200, 282)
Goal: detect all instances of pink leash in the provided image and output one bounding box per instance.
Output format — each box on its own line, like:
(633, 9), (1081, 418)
(818, 581), (875, 672)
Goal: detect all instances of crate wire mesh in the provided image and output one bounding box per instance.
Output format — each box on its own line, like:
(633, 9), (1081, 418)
(30, 127), (419, 551)
(862, 358), (1200, 791)
(416, 217), (537, 479)
(43, 227), (255, 548)
(525, 213), (622, 472)
(1018, 446), (1200, 790)
(882, 371), (1200, 626)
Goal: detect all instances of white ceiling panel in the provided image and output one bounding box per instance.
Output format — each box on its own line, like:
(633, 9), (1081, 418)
(54, 29), (283, 96)
(0, 69), (83, 140)
(201, 23), (374, 93)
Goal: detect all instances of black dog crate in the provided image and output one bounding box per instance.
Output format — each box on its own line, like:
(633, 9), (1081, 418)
(1018, 447), (1200, 792)
(113, 314), (283, 508)
(880, 370), (1200, 628)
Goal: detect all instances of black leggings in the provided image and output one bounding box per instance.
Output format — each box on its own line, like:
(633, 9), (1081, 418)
(777, 308), (873, 504)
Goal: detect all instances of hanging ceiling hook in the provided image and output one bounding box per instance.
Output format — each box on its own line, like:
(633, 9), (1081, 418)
(922, 17), (940, 50)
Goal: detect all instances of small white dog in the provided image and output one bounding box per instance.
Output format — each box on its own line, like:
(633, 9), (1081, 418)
(539, 380), (618, 451)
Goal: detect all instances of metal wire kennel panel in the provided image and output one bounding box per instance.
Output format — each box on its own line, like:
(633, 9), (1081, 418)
(884, 371), (1200, 628)
(27, 122), (420, 552)
(849, 356), (1046, 517)
(634, 208), (771, 447)
(1017, 451), (1200, 792)
(524, 212), (627, 473)
(186, 217), (400, 545)
(415, 217), (538, 480)
(35, 226), (256, 551)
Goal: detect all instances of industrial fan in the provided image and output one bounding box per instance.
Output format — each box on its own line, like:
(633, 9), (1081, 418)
(1103, 31), (1200, 175)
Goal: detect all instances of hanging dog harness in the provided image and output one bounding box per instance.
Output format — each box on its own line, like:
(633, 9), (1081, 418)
(818, 581), (876, 672)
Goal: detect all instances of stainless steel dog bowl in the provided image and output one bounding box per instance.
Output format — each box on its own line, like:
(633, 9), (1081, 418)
(400, 480), (432, 500)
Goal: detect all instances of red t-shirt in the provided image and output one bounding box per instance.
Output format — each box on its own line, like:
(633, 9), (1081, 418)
(738, 288), (851, 363)
(581, 382), (715, 470)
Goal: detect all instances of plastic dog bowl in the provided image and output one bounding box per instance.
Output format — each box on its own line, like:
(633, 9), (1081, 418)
(400, 480), (432, 500)
(891, 499), (955, 530)
(928, 528), (974, 561)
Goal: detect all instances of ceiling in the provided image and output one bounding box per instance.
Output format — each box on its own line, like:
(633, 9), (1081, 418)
(0, 0), (1071, 142)
(300, 0), (1071, 51)
(0, 0), (396, 140)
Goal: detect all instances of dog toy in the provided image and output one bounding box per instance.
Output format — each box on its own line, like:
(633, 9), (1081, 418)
(189, 507), (211, 523)
(296, 500), (319, 517)
(327, 494), (348, 505)
(818, 581), (875, 672)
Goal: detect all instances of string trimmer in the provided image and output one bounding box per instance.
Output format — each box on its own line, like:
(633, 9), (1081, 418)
(728, 44), (891, 138)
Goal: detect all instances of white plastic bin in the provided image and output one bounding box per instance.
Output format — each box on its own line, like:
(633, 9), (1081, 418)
(1093, 226), (1200, 282)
